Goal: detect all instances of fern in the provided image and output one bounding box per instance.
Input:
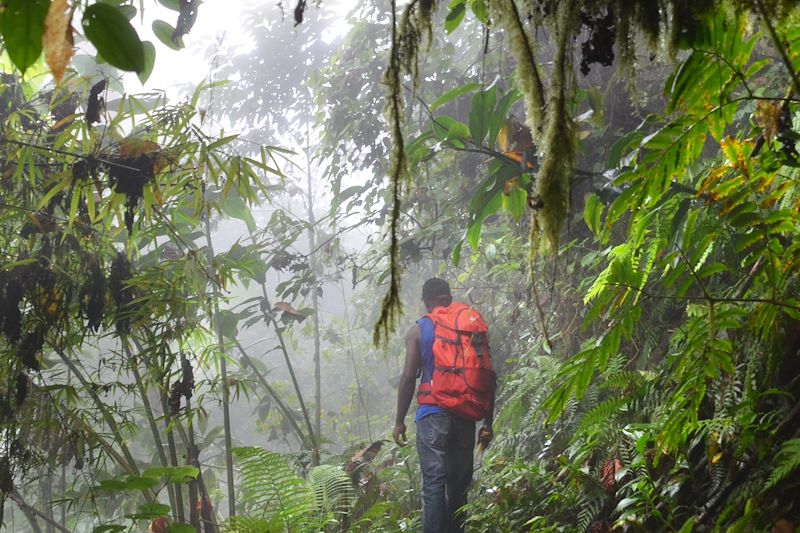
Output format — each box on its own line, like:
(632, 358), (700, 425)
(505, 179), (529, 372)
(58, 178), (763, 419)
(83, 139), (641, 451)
(308, 464), (355, 528)
(764, 438), (800, 491)
(225, 516), (283, 533)
(228, 447), (313, 532)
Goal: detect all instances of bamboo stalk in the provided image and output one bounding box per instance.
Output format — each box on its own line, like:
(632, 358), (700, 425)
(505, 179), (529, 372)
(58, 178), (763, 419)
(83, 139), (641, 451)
(129, 350), (179, 520)
(304, 118), (323, 461)
(233, 339), (308, 447)
(54, 348), (140, 476)
(203, 209), (236, 517)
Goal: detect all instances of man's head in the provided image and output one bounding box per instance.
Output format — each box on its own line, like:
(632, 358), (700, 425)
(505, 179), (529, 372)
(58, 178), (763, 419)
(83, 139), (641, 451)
(421, 277), (452, 312)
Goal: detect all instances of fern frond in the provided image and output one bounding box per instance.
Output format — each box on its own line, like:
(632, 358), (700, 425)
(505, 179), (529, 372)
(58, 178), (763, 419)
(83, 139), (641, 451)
(224, 516), (282, 533)
(232, 447), (313, 530)
(575, 396), (629, 439)
(308, 464), (356, 526)
(575, 492), (603, 533)
(764, 438), (800, 491)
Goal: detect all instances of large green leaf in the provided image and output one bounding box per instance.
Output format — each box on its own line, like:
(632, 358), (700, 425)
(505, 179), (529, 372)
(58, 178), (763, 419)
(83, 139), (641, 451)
(444, 0), (466, 34)
(469, 85), (496, 147)
(430, 82), (481, 110)
(137, 41), (156, 84)
(0, 0), (49, 74)
(488, 88), (520, 149)
(220, 191), (256, 232)
(466, 192), (501, 250)
(82, 3), (145, 72)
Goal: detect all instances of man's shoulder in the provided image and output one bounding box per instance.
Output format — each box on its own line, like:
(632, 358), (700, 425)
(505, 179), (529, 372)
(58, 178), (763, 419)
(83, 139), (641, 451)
(405, 322), (421, 341)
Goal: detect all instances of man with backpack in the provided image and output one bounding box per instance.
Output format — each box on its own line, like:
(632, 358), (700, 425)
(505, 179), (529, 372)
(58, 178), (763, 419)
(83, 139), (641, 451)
(393, 278), (495, 533)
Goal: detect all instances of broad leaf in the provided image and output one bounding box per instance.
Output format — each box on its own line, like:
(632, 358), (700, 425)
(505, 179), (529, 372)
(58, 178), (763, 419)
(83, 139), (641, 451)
(152, 19), (184, 50)
(137, 41), (156, 84)
(1, 0), (49, 74)
(82, 3), (145, 72)
(444, 0), (466, 34)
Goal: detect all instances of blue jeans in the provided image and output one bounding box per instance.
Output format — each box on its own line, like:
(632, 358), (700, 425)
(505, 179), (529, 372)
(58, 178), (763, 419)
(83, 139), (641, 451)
(416, 412), (475, 533)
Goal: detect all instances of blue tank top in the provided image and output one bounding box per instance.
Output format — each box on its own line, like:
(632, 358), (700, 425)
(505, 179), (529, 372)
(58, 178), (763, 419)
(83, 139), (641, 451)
(415, 316), (444, 422)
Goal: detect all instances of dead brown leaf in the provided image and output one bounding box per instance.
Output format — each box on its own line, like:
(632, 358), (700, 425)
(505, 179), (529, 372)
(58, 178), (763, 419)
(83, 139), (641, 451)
(600, 457), (622, 492)
(274, 302), (306, 322)
(755, 100), (781, 143)
(43, 0), (74, 85)
(118, 138), (161, 158)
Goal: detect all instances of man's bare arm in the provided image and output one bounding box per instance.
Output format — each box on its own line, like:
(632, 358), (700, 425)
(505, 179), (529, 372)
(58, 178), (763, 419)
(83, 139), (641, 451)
(393, 324), (421, 446)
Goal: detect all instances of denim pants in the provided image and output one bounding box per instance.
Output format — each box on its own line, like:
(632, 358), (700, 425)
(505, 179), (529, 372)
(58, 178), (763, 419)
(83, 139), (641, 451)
(416, 412), (476, 533)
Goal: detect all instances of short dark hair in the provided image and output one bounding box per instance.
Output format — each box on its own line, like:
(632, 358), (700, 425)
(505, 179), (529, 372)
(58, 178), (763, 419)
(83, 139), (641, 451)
(421, 278), (450, 301)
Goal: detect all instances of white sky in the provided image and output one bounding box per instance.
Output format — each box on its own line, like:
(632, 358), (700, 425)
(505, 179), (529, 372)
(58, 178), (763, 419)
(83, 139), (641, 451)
(133, 0), (352, 96)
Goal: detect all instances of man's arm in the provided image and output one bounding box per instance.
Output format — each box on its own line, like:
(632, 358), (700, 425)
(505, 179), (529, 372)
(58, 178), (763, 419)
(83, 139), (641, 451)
(478, 372), (497, 449)
(393, 324), (421, 446)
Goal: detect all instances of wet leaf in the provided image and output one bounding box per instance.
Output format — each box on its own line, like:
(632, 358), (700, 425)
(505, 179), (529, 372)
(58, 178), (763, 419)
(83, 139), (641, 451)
(138, 41), (156, 85)
(152, 19), (183, 50)
(82, 3), (145, 72)
(1, 0), (49, 74)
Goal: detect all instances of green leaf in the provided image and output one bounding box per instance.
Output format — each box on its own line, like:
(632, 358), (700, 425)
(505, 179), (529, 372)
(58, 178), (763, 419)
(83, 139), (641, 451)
(451, 240), (464, 266)
(97, 479), (128, 491)
(469, 0), (488, 23)
(466, 192), (501, 250)
(220, 192), (256, 232)
(217, 309), (239, 340)
(82, 3), (145, 72)
(124, 475), (160, 491)
(126, 503), (172, 520)
(446, 120), (470, 141)
(116, 4), (137, 20)
(469, 85), (497, 147)
(152, 19), (184, 50)
(93, 526), (126, 533)
(137, 41), (156, 84)
(502, 187), (526, 221)
(430, 83), (481, 110)
(488, 89), (520, 149)
(141, 465), (198, 482)
(444, 0), (466, 34)
(208, 134), (240, 151)
(0, 0), (49, 74)
(158, 0), (182, 11)
(583, 193), (603, 236)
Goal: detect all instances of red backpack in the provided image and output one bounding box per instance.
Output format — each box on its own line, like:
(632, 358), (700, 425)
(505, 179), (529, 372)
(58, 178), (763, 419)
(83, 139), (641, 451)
(417, 302), (495, 421)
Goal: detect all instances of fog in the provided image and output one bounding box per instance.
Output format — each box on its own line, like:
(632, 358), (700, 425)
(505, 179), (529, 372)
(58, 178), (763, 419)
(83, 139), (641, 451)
(1, 0), (490, 529)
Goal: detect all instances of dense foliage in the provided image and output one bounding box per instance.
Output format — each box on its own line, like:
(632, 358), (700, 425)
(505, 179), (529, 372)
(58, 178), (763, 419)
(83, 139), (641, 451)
(1, 0), (800, 532)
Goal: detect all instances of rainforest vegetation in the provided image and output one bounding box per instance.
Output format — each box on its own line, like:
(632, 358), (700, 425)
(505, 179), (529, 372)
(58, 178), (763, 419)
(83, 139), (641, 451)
(0, 0), (800, 531)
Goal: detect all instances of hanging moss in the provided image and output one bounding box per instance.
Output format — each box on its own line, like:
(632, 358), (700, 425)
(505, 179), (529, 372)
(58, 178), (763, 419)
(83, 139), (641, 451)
(491, 0), (546, 135)
(374, 0), (413, 346)
(530, 1), (577, 256)
(377, 0), (800, 342)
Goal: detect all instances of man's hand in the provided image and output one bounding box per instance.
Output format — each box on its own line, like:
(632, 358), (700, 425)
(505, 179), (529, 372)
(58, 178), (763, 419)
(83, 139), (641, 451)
(477, 423), (493, 450)
(393, 422), (407, 446)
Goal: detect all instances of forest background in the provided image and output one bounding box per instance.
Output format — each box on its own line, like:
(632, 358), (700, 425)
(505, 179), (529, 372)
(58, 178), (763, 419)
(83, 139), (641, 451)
(0, 0), (799, 532)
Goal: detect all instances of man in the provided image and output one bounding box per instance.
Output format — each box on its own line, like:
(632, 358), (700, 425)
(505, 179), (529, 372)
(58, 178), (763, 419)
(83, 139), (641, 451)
(393, 278), (494, 533)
